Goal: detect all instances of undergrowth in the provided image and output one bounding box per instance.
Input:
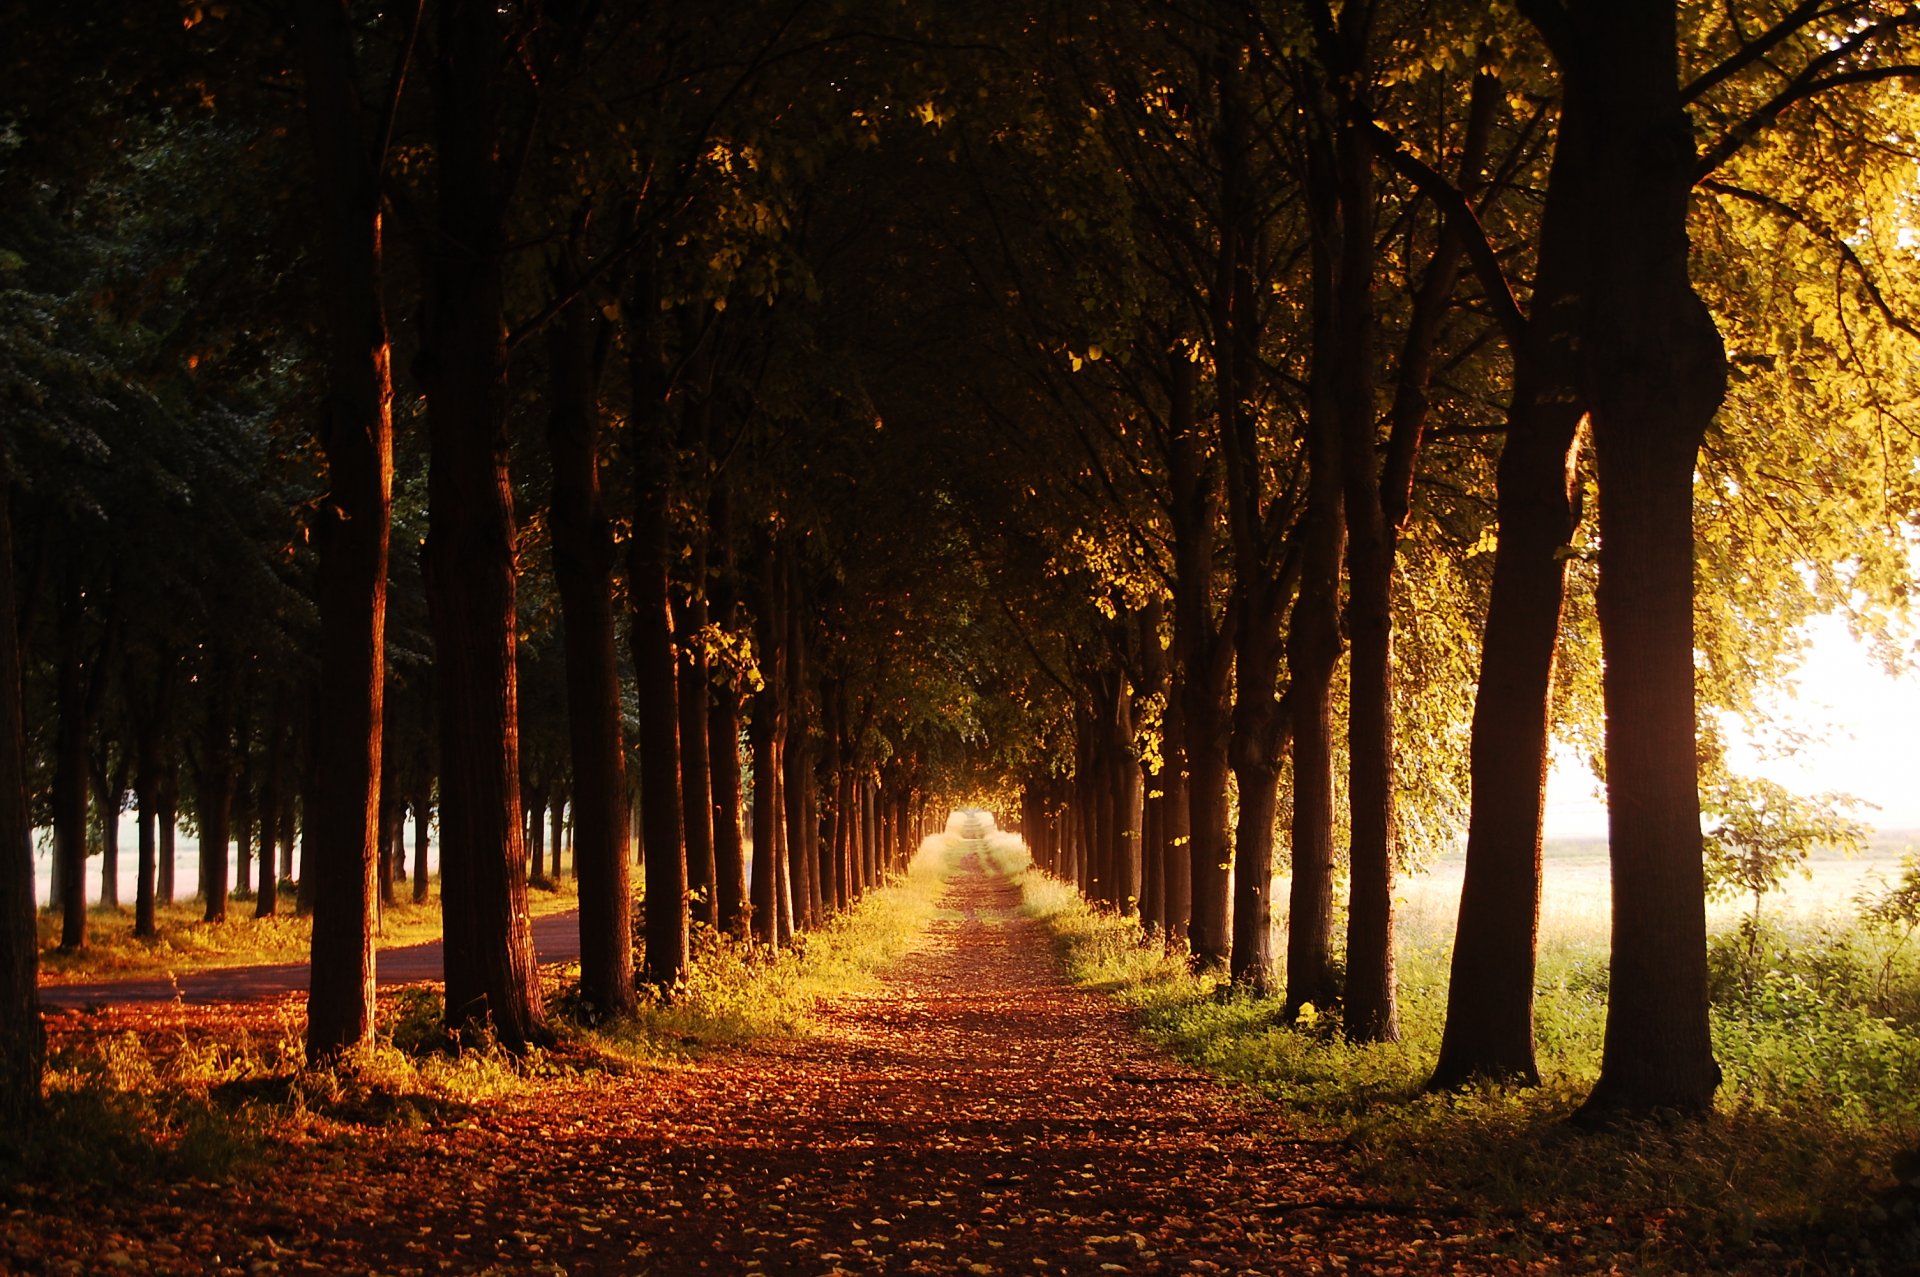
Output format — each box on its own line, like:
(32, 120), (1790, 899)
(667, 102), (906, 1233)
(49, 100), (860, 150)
(999, 840), (1920, 1272)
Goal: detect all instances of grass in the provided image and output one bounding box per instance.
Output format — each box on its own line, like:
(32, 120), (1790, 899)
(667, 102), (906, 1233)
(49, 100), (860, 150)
(6, 846), (955, 1191)
(995, 836), (1920, 1272)
(36, 875), (582, 985)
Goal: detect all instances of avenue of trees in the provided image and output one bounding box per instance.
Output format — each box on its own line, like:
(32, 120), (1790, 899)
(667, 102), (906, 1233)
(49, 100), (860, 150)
(5, 0), (1920, 1132)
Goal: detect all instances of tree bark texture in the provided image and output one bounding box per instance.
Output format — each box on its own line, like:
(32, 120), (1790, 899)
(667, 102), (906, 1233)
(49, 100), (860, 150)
(419, 0), (545, 1049)
(0, 458), (43, 1124)
(53, 567), (87, 951)
(1432, 90), (1588, 1090)
(1564, 0), (1724, 1119)
(296, 0), (393, 1063)
(545, 267), (635, 1016)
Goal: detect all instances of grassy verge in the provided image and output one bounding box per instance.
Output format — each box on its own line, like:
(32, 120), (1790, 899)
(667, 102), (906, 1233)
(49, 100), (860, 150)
(36, 875), (581, 985)
(7, 848), (952, 1191)
(995, 839), (1920, 1272)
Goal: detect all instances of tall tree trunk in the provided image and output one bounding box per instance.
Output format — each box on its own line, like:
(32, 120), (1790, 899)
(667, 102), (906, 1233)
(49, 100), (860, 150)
(53, 566), (87, 951)
(256, 692), (286, 919)
(782, 580), (816, 931)
(706, 481), (749, 937)
(411, 784), (431, 905)
(748, 531), (785, 949)
(544, 261), (634, 1013)
(1432, 108), (1587, 1091)
(92, 756), (127, 910)
(710, 688), (748, 938)
(197, 691), (234, 925)
(1565, 0), (1723, 1119)
(157, 770), (177, 908)
(134, 783), (157, 937)
(419, 0), (545, 1049)
(0, 455), (42, 1123)
(677, 556), (718, 931)
(295, 0), (394, 1063)
(1161, 689), (1193, 946)
(1327, 94), (1398, 1044)
(524, 783), (545, 885)
(1280, 91), (1347, 1012)
(749, 686), (781, 949)
(626, 267), (689, 986)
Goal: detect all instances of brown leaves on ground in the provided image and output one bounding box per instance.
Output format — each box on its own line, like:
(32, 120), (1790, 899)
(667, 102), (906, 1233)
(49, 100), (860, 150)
(0, 859), (1770, 1273)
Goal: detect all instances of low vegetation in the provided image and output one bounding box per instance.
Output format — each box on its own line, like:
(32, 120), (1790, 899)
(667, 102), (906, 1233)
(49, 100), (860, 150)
(995, 837), (1920, 1270)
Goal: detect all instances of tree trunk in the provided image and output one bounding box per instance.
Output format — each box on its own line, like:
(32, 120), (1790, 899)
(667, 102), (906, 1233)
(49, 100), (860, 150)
(1431, 120), (1587, 1091)
(1328, 103), (1398, 1044)
(706, 481), (749, 938)
(1279, 94), (1347, 1013)
(524, 783), (545, 885)
(197, 694), (234, 926)
(0, 454), (43, 1124)
(544, 261), (634, 1013)
(256, 693), (286, 919)
(1567, 0), (1723, 1120)
(418, 0), (545, 1050)
(748, 530), (785, 949)
(53, 566), (87, 951)
(134, 784), (157, 937)
(1161, 690), (1193, 946)
(92, 756), (128, 910)
(677, 562), (718, 932)
(294, 0), (393, 1063)
(710, 688), (748, 938)
(157, 773), (177, 908)
(411, 785), (430, 905)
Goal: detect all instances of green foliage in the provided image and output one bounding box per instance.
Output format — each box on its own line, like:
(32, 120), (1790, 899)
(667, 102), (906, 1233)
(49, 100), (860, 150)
(1702, 774), (1870, 910)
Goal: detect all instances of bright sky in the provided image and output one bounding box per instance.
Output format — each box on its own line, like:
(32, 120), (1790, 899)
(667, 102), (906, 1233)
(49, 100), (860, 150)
(1543, 613), (1920, 839)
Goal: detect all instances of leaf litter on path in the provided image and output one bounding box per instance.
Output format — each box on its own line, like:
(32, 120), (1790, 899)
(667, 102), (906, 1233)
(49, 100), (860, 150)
(7, 857), (1655, 1274)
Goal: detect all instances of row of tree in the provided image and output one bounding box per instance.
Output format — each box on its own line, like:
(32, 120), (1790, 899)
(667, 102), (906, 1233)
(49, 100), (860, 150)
(4, 0), (1919, 1132)
(969, 0), (1920, 1121)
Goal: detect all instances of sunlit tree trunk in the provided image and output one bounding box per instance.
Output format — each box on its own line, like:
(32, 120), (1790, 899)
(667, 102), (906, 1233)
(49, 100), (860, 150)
(295, 0), (392, 1063)
(627, 280), (689, 987)
(748, 531), (785, 948)
(677, 583), (717, 930)
(1280, 95), (1347, 1013)
(1160, 688), (1193, 947)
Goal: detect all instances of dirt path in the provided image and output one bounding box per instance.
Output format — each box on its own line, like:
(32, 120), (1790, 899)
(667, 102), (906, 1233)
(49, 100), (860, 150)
(35, 910), (582, 1009)
(9, 854), (1516, 1274)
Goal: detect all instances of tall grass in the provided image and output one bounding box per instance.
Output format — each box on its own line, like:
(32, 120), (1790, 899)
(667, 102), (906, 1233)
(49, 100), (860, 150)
(1002, 838), (1920, 1267)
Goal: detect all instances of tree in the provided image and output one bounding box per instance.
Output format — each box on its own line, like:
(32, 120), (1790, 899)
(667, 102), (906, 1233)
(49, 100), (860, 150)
(0, 452), (40, 1124)
(293, 0), (399, 1063)
(417, 0), (546, 1049)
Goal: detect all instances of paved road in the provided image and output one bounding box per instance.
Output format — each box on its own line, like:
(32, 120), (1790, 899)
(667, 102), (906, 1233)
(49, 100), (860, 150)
(37, 909), (582, 1009)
